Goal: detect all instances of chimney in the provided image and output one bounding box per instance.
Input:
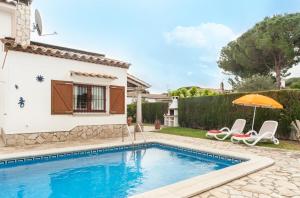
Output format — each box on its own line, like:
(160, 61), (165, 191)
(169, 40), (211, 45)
(15, 1), (31, 46)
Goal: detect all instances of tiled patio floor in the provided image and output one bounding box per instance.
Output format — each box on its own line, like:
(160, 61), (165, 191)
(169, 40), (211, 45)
(0, 131), (299, 198)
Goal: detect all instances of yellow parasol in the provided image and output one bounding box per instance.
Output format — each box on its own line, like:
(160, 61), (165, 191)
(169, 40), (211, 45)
(232, 94), (283, 130)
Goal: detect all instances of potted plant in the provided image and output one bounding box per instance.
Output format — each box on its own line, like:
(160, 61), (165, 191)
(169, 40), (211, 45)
(154, 119), (161, 130)
(127, 116), (133, 126)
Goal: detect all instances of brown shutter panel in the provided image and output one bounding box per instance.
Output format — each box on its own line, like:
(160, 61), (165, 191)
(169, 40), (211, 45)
(51, 80), (73, 115)
(110, 86), (125, 114)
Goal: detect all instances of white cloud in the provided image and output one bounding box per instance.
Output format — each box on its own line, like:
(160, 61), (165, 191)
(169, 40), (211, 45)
(187, 71), (193, 76)
(163, 23), (239, 90)
(164, 23), (238, 50)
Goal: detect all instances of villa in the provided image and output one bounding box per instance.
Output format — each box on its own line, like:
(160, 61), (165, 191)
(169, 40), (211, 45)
(0, 1), (299, 198)
(0, 0), (132, 146)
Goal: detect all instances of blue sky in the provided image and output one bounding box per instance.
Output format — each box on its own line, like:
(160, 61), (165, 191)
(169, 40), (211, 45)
(31, 0), (300, 93)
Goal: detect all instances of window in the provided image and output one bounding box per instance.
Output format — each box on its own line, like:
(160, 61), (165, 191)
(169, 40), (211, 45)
(73, 84), (106, 112)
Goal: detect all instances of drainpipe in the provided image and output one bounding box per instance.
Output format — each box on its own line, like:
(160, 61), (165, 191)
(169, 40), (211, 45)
(2, 51), (8, 70)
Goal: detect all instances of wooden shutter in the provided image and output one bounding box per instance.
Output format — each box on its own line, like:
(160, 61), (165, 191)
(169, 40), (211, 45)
(110, 86), (125, 114)
(51, 80), (73, 115)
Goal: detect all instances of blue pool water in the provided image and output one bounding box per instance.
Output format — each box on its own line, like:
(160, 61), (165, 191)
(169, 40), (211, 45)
(0, 143), (243, 198)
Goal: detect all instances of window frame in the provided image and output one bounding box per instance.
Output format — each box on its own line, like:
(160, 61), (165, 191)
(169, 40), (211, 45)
(73, 83), (106, 113)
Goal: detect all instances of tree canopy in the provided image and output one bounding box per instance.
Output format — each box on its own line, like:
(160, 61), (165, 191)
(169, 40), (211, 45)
(218, 13), (300, 89)
(169, 87), (218, 98)
(230, 74), (276, 92)
(286, 77), (300, 89)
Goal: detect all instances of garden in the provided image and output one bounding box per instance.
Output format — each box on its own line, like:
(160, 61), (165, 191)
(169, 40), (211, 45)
(129, 90), (300, 151)
(128, 13), (300, 151)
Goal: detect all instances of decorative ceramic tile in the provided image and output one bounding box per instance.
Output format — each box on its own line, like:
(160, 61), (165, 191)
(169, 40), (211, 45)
(0, 142), (245, 168)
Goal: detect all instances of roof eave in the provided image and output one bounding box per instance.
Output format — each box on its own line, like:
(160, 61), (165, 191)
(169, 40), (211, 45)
(127, 74), (151, 89)
(1, 38), (130, 69)
(0, 0), (32, 6)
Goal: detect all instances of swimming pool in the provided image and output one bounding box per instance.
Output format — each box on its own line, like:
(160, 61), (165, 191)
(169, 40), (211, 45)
(0, 142), (245, 198)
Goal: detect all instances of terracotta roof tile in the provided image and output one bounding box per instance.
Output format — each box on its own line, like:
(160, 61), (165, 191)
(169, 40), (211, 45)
(1, 38), (130, 69)
(70, 71), (118, 80)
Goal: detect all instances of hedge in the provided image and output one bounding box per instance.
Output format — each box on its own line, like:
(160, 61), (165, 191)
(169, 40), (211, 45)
(178, 90), (300, 139)
(127, 102), (169, 124)
(127, 103), (137, 122)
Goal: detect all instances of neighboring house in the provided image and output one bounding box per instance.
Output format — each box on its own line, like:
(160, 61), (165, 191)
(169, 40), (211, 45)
(141, 93), (171, 103)
(0, 0), (130, 146)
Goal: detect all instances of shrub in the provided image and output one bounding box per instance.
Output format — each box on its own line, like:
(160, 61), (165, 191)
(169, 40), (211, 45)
(127, 103), (137, 122)
(178, 90), (300, 139)
(286, 77), (300, 88)
(127, 102), (169, 124)
(289, 82), (300, 89)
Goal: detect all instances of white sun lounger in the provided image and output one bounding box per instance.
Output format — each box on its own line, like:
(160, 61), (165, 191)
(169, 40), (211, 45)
(206, 119), (246, 141)
(231, 120), (279, 146)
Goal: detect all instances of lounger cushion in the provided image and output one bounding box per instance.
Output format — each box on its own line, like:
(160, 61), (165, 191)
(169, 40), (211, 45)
(233, 134), (250, 138)
(208, 130), (222, 133)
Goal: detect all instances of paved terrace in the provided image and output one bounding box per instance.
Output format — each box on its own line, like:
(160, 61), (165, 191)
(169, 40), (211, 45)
(0, 130), (299, 198)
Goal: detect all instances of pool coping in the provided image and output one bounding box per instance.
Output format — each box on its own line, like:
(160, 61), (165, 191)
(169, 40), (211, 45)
(0, 139), (274, 198)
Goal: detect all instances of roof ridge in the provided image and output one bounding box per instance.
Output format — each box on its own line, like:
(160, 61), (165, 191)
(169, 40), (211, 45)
(1, 38), (130, 69)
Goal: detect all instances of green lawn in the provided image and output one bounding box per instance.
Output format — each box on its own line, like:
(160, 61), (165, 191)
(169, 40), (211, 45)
(157, 127), (300, 151)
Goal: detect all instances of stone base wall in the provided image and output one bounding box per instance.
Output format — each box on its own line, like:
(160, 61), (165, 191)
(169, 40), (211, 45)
(2, 124), (127, 147)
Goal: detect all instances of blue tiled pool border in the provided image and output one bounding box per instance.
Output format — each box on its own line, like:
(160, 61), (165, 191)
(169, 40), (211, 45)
(0, 142), (246, 168)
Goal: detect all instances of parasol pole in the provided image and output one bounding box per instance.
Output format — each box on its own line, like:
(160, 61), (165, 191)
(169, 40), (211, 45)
(251, 106), (257, 131)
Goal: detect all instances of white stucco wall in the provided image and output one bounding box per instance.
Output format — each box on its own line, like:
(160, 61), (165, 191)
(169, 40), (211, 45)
(0, 4), (14, 135)
(0, 10), (12, 38)
(2, 51), (128, 134)
(0, 3), (15, 38)
(0, 42), (8, 134)
(0, 57), (5, 133)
